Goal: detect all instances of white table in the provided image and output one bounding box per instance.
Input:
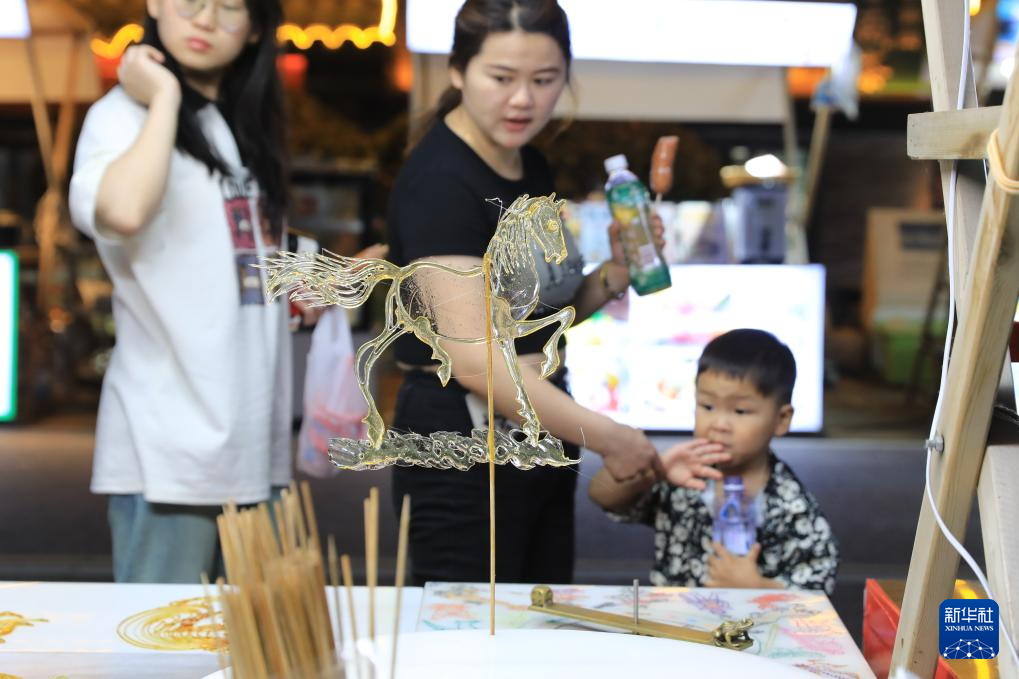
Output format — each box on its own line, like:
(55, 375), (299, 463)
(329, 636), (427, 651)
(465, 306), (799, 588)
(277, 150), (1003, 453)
(0, 581), (872, 679)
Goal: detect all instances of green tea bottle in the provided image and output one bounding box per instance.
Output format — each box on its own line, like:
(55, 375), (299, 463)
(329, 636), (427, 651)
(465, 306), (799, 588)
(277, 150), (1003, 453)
(604, 154), (672, 295)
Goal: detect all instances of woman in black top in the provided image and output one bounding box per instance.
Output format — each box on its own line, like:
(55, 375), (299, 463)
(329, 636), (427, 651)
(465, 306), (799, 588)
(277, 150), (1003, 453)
(388, 0), (663, 585)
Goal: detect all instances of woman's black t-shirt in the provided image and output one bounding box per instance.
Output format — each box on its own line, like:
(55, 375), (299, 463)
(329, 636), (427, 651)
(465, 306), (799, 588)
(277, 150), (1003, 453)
(387, 119), (561, 367)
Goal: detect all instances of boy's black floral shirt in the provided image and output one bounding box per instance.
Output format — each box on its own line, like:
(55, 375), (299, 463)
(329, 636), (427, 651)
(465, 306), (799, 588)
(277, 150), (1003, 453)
(611, 453), (839, 595)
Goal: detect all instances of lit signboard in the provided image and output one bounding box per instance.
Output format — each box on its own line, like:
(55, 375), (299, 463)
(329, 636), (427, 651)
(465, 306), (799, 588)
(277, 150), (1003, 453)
(0, 251), (17, 421)
(408, 0), (857, 68)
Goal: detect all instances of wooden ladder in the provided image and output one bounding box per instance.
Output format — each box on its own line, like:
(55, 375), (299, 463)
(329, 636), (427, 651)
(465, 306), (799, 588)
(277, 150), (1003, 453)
(896, 0), (1019, 675)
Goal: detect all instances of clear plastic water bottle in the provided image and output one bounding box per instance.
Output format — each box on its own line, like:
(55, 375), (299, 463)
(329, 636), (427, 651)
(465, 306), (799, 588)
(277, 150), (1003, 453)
(603, 154), (672, 296)
(713, 476), (756, 556)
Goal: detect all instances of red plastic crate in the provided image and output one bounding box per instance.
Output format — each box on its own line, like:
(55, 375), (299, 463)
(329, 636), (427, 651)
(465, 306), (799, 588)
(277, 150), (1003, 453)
(863, 579), (960, 679)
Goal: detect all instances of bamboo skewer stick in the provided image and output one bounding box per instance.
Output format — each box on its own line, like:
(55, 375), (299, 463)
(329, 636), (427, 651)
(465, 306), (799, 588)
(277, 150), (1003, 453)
(366, 488), (380, 679)
(391, 494), (411, 679)
(201, 573), (228, 674)
(328, 535), (345, 658)
(369, 488), (379, 643)
(289, 484), (308, 551)
(301, 480), (321, 552)
(239, 585), (270, 678)
(483, 255), (497, 637)
(342, 553), (361, 679)
(363, 497), (375, 645)
(260, 580), (292, 676)
(273, 499), (290, 555)
(298, 486), (334, 663)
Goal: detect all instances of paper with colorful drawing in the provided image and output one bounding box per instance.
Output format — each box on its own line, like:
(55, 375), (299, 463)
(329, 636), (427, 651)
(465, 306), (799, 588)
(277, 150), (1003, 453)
(416, 582), (875, 679)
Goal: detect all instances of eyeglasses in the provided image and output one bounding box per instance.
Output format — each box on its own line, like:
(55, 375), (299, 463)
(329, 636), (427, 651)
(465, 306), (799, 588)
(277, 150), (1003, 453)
(171, 0), (250, 34)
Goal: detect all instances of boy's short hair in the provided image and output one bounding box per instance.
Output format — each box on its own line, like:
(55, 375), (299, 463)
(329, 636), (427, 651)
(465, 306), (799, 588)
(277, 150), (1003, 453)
(697, 329), (796, 404)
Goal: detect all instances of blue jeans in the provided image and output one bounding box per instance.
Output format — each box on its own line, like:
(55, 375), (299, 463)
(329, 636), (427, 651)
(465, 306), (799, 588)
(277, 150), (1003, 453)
(108, 488), (283, 584)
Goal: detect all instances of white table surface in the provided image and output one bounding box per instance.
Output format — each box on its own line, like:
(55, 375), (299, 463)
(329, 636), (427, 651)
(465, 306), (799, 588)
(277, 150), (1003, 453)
(0, 580), (872, 679)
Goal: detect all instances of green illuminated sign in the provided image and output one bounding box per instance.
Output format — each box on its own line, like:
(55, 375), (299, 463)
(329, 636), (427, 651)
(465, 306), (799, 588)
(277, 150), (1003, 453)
(0, 251), (17, 421)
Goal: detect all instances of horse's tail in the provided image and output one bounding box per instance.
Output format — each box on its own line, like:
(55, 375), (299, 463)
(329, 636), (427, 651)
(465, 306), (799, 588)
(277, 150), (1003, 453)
(261, 250), (399, 309)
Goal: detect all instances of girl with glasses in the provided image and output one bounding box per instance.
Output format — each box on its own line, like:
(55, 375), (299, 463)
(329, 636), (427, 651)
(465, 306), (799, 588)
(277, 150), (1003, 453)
(69, 0), (297, 583)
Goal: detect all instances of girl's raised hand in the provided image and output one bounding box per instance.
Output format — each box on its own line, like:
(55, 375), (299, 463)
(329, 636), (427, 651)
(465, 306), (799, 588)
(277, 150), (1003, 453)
(118, 45), (180, 108)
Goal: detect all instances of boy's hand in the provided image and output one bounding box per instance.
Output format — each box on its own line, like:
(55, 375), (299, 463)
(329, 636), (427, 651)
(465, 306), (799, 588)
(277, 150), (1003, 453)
(660, 439), (729, 490)
(705, 542), (769, 588)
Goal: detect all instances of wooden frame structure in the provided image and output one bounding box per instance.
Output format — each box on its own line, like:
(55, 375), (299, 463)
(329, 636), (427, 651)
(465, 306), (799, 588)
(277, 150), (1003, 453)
(895, 0), (1019, 675)
(3, 0), (100, 311)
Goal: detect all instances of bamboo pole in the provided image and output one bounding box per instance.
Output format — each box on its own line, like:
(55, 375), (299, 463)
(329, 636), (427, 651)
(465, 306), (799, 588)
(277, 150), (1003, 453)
(483, 255), (497, 637)
(391, 495), (411, 679)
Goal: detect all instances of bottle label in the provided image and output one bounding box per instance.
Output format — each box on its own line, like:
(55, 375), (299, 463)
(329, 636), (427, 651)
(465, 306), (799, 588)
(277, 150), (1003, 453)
(721, 526), (752, 556)
(714, 486), (755, 556)
(638, 243), (658, 266)
(607, 180), (672, 296)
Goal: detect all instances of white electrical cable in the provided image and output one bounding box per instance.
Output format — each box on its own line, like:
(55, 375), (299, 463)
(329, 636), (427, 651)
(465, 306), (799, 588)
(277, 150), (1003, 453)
(920, 0), (1019, 666)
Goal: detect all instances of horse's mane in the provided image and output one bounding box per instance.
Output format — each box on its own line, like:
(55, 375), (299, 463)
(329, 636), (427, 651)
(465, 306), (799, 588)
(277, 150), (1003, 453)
(487, 194), (544, 276)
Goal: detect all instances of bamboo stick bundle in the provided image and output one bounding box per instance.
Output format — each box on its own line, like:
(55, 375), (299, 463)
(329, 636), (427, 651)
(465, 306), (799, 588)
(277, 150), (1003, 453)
(211, 484), (411, 679)
(215, 484), (342, 679)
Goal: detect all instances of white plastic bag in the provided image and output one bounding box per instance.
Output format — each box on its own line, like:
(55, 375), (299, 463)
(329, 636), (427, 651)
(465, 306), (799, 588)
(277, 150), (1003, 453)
(297, 306), (368, 477)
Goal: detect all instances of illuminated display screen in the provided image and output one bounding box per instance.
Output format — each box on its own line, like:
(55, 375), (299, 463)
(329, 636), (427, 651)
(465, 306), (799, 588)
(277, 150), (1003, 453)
(565, 264), (825, 433)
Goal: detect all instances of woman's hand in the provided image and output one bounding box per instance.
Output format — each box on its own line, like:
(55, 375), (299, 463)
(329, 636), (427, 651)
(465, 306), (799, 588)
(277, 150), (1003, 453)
(660, 439), (730, 490)
(118, 45), (180, 108)
(355, 243), (389, 260)
(608, 212), (666, 270)
(597, 423), (663, 482)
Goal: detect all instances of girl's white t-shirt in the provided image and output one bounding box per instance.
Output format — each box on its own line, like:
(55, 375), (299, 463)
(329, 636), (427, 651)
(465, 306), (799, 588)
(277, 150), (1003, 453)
(69, 86), (292, 505)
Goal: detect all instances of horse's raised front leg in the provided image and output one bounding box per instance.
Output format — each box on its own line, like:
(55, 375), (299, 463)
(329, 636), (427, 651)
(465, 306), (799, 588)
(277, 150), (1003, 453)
(514, 306), (576, 379)
(497, 338), (543, 445)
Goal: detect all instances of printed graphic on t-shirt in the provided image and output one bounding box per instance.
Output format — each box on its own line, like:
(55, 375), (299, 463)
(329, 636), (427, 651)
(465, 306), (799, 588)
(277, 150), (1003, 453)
(258, 198), (278, 250)
(221, 175), (265, 305)
(225, 196), (256, 249)
(236, 253), (265, 305)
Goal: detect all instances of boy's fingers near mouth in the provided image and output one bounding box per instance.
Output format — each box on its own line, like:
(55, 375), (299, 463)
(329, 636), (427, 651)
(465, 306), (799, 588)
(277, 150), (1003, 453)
(702, 451), (732, 466)
(698, 465), (724, 480)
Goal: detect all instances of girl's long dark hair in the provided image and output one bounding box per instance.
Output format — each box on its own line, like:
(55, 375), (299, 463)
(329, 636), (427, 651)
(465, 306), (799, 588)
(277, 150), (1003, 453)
(141, 0), (287, 236)
(409, 0), (572, 149)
